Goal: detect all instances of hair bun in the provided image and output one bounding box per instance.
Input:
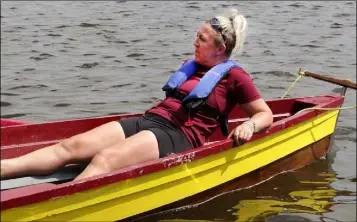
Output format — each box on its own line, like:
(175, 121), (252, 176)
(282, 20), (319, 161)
(229, 8), (240, 19)
(212, 8), (247, 55)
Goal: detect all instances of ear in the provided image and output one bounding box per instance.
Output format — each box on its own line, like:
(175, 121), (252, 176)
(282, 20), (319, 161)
(217, 43), (226, 55)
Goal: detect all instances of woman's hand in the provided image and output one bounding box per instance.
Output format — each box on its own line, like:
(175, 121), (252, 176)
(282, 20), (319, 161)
(228, 120), (255, 145)
(228, 98), (273, 146)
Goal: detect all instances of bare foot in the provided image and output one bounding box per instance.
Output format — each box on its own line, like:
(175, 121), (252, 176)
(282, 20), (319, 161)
(1, 160), (10, 179)
(1, 159), (16, 180)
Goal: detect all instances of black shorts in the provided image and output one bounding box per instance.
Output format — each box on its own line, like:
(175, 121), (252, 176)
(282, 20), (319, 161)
(118, 113), (192, 158)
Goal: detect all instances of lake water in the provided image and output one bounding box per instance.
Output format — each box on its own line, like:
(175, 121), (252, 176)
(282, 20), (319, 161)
(1, 1), (356, 221)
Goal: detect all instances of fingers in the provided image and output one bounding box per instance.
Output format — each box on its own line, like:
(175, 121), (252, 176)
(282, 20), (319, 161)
(228, 129), (234, 138)
(235, 128), (251, 141)
(228, 124), (254, 145)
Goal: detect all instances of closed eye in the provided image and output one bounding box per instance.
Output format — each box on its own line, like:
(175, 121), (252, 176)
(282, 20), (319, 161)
(196, 32), (206, 42)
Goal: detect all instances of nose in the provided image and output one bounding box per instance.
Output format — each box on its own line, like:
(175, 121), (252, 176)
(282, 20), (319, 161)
(194, 37), (199, 48)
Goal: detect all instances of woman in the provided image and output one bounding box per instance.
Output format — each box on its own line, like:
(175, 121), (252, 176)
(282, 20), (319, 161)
(1, 9), (273, 181)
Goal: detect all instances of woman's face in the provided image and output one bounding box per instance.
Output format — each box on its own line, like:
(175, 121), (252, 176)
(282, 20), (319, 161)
(193, 23), (224, 66)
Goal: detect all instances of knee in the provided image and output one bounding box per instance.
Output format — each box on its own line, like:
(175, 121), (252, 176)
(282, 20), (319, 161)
(60, 135), (87, 157)
(90, 149), (117, 172)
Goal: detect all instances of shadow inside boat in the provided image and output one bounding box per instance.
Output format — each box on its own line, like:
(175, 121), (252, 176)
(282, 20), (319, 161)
(0, 164), (86, 191)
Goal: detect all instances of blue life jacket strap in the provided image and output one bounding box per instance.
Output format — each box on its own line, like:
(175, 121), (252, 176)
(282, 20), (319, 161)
(183, 60), (240, 102)
(162, 59), (198, 91)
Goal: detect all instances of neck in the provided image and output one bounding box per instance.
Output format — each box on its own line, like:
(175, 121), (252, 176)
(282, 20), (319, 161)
(205, 56), (229, 67)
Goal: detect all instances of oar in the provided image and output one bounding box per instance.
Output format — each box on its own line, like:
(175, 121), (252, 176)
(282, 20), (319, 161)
(301, 70), (356, 90)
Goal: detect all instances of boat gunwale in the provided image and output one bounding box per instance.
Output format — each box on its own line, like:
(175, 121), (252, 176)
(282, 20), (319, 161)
(0, 95), (345, 211)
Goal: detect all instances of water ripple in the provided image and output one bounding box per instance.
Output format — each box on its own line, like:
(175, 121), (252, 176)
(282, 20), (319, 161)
(0, 101), (12, 107)
(30, 53), (55, 61)
(300, 44), (321, 48)
(8, 84), (48, 90)
(1, 113), (28, 118)
(54, 103), (71, 107)
(77, 62), (99, 68)
(1, 92), (20, 96)
(79, 22), (100, 28)
(126, 53), (145, 58)
(265, 71), (295, 77)
(111, 83), (132, 88)
(330, 23), (343, 29)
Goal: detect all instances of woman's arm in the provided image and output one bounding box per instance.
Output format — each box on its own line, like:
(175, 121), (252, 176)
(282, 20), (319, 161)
(228, 98), (273, 145)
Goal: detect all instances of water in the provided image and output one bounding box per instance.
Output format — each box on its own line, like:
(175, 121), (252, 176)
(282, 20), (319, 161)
(1, 1), (356, 221)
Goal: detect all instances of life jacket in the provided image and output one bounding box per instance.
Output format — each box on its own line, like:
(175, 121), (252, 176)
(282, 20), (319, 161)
(162, 59), (242, 136)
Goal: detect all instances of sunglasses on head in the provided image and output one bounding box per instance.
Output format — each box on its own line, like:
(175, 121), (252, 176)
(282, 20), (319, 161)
(209, 17), (226, 42)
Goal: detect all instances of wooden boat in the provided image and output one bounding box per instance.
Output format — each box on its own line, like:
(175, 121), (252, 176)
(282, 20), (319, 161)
(1, 71), (356, 221)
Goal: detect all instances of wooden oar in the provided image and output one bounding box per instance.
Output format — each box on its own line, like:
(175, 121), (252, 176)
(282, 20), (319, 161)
(302, 71), (356, 90)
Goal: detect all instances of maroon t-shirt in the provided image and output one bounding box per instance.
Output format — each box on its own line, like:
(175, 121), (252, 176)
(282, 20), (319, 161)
(146, 64), (261, 148)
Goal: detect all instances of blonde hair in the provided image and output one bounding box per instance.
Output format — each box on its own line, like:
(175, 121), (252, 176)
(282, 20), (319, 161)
(210, 8), (247, 56)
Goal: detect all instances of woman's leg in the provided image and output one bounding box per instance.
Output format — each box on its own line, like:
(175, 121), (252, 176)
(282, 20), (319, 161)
(1, 121), (126, 179)
(74, 130), (159, 181)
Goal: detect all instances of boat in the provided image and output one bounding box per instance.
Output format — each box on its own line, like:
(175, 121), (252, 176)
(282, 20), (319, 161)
(1, 71), (356, 221)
